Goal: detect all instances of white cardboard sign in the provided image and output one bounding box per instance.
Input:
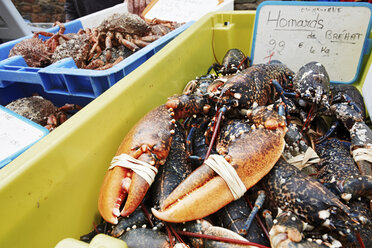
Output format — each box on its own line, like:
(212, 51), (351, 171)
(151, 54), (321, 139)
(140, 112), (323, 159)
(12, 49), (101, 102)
(142, 0), (234, 23)
(252, 2), (372, 83)
(0, 106), (48, 168)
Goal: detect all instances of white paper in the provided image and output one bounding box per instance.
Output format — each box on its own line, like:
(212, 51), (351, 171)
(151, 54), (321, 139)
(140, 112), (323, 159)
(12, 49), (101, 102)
(253, 4), (371, 83)
(0, 108), (46, 162)
(144, 0), (232, 23)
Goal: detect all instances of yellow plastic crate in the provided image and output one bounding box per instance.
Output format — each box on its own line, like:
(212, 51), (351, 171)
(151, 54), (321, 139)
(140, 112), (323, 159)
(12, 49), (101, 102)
(0, 11), (370, 247)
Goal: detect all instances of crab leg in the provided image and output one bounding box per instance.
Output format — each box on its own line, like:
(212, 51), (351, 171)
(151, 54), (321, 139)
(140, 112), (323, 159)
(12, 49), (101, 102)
(115, 32), (139, 52)
(133, 39), (150, 48)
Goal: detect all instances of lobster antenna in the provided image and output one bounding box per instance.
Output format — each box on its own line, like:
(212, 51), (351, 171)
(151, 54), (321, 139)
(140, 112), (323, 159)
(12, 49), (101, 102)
(204, 106), (227, 161)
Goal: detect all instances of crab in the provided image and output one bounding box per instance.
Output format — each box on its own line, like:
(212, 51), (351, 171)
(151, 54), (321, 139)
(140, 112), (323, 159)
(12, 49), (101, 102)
(51, 33), (92, 68)
(8, 21), (69, 68)
(8, 36), (53, 67)
(5, 96), (82, 131)
(33, 21), (71, 53)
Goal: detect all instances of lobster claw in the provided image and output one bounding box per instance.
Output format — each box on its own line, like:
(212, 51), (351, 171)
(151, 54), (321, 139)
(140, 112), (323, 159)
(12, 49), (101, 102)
(152, 106), (287, 222)
(98, 105), (175, 224)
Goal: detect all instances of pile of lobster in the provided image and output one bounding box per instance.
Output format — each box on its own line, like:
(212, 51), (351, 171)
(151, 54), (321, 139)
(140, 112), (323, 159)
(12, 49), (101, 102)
(8, 13), (181, 70)
(85, 49), (372, 247)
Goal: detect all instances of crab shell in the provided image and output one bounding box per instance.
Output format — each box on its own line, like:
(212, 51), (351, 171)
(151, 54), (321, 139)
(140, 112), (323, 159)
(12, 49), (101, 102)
(98, 105), (175, 224)
(98, 13), (151, 36)
(8, 36), (52, 67)
(152, 107), (287, 222)
(51, 33), (91, 68)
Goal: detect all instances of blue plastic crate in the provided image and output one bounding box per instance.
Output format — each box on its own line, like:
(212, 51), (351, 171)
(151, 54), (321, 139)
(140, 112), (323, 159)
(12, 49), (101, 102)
(0, 17), (192, 100)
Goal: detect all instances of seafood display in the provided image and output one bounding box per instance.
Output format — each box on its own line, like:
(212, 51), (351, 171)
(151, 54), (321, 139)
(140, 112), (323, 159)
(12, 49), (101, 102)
(8, 13), (181, 70)
(83, 48), (371, 247)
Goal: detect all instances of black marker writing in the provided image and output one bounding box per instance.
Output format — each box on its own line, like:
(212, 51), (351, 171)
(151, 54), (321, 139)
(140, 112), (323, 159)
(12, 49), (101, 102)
(267, 10), (324, 30)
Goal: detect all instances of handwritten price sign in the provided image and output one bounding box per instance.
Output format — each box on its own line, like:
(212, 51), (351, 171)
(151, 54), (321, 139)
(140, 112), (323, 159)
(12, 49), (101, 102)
(0, 106), (48, 168)
(251, 2), (372, 83)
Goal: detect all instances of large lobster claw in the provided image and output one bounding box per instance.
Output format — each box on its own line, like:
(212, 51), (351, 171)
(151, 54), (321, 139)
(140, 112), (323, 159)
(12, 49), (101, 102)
(152, 106), (287, 222)
(98, 105), (175, 224)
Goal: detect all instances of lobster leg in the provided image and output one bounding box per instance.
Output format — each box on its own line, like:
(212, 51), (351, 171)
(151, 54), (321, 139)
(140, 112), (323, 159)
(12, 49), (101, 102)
(240, 190), (266, 235)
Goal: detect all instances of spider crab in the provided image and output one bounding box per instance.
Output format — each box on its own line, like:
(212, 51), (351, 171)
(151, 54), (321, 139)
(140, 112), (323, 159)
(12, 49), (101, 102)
(5, 96), (81, 131)
(8, 21), (68, 67)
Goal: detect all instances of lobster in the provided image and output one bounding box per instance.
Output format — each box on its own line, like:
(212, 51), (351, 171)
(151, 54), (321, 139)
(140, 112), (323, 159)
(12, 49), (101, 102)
(275, 61), (372, 179)
(149, 123), (193, 213)
(91, 137), (190, 244)
(349, 121), (372, 177)
(208, 48), (250, 76)
(166, 62), (294, 164)
(152, 105), (287, 222)
(262, 159), (360, 241)
(329, 83), (371, 177)
(282, 121), (320, 174)
(98, 104), (176, 224)
(166, 62), (294, 120)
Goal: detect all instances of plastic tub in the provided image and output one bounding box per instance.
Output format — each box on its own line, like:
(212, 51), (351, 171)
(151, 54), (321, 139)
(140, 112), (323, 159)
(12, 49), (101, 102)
(0, 11), (370, 248)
